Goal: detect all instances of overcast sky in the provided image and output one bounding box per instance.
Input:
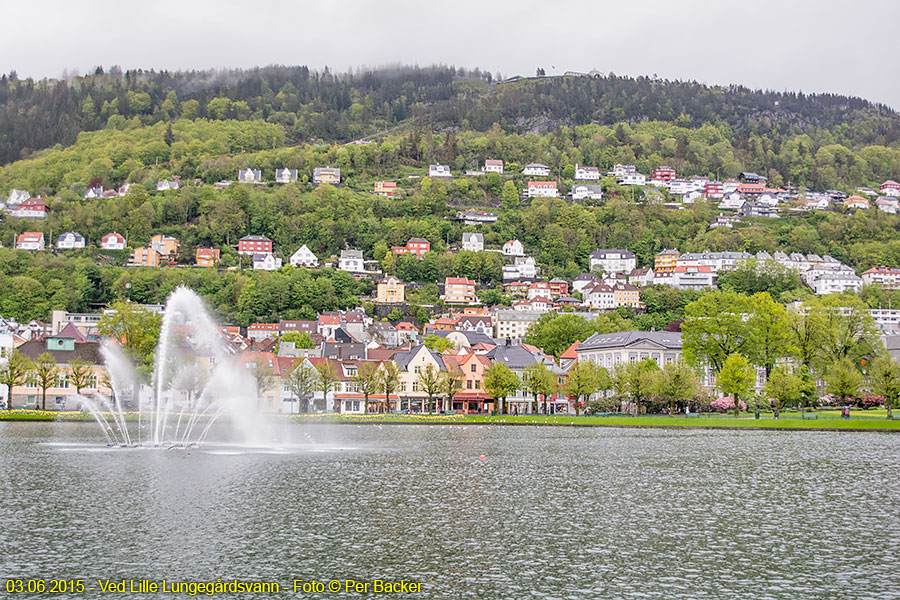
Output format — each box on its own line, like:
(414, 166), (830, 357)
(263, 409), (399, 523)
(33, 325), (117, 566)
(3, 0), (899, 109)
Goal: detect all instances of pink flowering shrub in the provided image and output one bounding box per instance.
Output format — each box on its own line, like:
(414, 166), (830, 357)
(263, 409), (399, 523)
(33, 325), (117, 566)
(710, 396), (747, 412)
(853, 395), (883, 409)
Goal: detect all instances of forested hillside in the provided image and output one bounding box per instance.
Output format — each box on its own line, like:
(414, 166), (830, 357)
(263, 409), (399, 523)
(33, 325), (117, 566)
(3, 65), (900, 189)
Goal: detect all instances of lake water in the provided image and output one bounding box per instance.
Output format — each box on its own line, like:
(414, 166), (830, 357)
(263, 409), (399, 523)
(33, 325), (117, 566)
(1, 422), (898, 599)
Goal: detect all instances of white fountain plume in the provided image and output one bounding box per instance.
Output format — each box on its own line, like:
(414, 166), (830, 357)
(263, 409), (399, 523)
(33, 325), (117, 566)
(85, 286), (264, 447)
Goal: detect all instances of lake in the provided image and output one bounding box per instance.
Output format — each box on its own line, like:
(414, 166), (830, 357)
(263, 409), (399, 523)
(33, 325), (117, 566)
(1, 421), (898, 599)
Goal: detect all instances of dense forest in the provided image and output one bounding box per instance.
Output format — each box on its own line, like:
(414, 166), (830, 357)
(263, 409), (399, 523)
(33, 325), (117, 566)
(3, 65), (900, 188)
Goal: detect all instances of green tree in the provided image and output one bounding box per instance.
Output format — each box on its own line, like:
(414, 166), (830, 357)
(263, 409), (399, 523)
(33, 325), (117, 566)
(378, 361), (401, 413)
(501, 180), (519, 211)
(314, 359), (339, 412)
(423, 334), (454, 353)
(682, 290), (753, 374)
(483, 362), (519, 415)
(566, 360), (609, 416)
(280, 331), (316, 350)
(440, 367), (464, 413)
(825, 358), (864, 406)
(787, 300), (826, 373)
(0, 350), (33, 410)
(716, 353), (755, 417)
(97, 300), (162, 376)
(35, 352), (59, 411)
(764, 364), (803, 410)
(655, 360), (698, 415)
(871, 355), (900, 419)
(416, 364), (443, 413)
(67, 359), (93, 395)
(286, 362), (317, 413)
(521, 362), (558, 414)
(747, 292), (792, 380)
(819, 295), (880, 366)
(613, 359), (659, 416)
(525, 312), (632, 358)
(352, 361), (381, 413)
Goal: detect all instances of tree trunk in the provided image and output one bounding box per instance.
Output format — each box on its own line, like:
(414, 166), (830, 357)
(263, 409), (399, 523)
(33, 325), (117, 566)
(734, 395), (740, 418)
(42, 388), (47, 411)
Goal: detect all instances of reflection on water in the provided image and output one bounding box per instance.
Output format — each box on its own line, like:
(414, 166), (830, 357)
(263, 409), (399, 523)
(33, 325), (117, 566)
(1, 422), (898, 599)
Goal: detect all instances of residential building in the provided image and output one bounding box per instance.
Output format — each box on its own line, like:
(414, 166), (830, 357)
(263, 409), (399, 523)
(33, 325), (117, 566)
(484, 159), (503, 173)
(613, 164), (637, 177)
(392, 237), (430, 256)
(652, 166), (676, 181)
(589, 249), (636, 274)
(8, 197), (48, 219)
(527, 281), (552, 300)
(12, 335), (108, 410)
(572, 184), (603, 200)
(862, 267), (900, 289)
(444, 277), (477, 304)
(522, 163), (551, 176)
(101, 232), (126, 250)
(704, 181), (724, 197)
(84, 186), (103, 200)
(443, 352), (492, 413)
(16, 232), (45, 251)
(485, 341), (564, 413)
(618, 172), (646, 186)
(880, 180), (900, 197)
(670, 265), (716, 290)
(739, 201), (775, 218)
(502, 239), (525, 256)
(247, 323), (280, 342)
(392, 345), (448, 412)
(290, 245), (318, 267)
(238, 235), (273, 255)
(584, 283), (614, 310)
(572, 272), (601, 296)
(710, 214), (742, 229)
(131, 247), (161, 267)
(461, 232), (484, 252)
(502, 256), (538, 280)
(574, 165), (601, 181)
(338, 249), (365, 273)
(549, 278), (569, 297)
(156, 178), (180, 191)
(252, 253), (282, 271)
(195, 248), (220, 267)
(612, 283), (641, 308)
(876, 197), (900, 214)
(629, 268), (654, 287)
(238, 168), (263, 183)
(811, 273), (863, 295)
(6, 189), (30, 205)
(494, 310), (542, 339)
(429, 164), (452, 178)
(275, 168), (298, 183)
(313, 167), (341, 185)
(737, 183), (765, 197)
(527, 181), (558, 198)
(56, 232), (85, 249)
(374, 181), (397, 197)
(149, 235), (179, 257)
(576, 330), (683, 370)
(845, 195), (870, 209)
(654, 249), (680, 273)
(376, 276), (406, 303)
(194, 248), (219, 267)
(718, 194), (745, 211)
(457, 210), (498, 225)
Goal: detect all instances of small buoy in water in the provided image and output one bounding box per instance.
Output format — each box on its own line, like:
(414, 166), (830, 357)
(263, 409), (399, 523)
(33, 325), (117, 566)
(479, 454), (486, 460)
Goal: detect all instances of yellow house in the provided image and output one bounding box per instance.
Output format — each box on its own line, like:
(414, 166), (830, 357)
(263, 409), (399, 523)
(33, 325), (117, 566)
(613, 283), (641, 308)
(376, 276), (405, 303)
(654, 248), (680, 273)
(149, 234), (179, 257)
(313, 167), (341, 185)
(131, 247), (161, 267)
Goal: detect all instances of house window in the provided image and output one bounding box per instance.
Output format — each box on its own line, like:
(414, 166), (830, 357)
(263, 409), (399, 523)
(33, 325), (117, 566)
(414, 366), (421, 374)
(470, 364), (477, 373)
(412, 382), (419, 392)
(467, 380), (473, 389)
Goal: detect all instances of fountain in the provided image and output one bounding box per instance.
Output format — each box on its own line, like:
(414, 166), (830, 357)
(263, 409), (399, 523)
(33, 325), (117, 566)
(82, 287), (260, 447)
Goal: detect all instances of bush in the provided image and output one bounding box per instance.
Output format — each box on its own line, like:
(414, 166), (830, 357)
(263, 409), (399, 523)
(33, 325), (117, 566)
(710, 396), (747, 412)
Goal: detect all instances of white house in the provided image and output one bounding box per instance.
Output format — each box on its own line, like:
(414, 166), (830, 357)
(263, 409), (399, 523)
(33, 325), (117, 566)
(16, 232), (45, 251)
(629, 268), (654, 287)
(6, 189), (30, 205)
(880, 180), (900, 197)
(238, 169), (263, 184)
(811, 273), (863, 295)
(156, 179), (180, 191)
(252, 253), (282, 271)
(584, 283), (615, 310)
(275, 168), (298, 183)
(484, 159), (503, 174)
(613, 164), (637, 177)
(338, 249), (365, 273)
(572, 184), (603, 201)
(502, 256), (538, 280)
(84, 186), (103, 199)
(56, 232), (85, 249)
(576, 331), (683, 370)
(618, 173), (646, 186)
(429, 164), (452, 178)
(572, 272), (602, 296)
(8, 198), (48, 220)
(502, 239), (525, 256)
(522, 163), (551, 176)
(527, 181), (558, 198)
(575, 165), (601, 181)
(862, 267), (900, 289)
(101, 232), (126, 250)
(718, 193), (745, 211)
(876, 197), (900, 214)
(589, 249), (636, 274)
(461, 232), (484, 253)
(290, 245), (318, 267)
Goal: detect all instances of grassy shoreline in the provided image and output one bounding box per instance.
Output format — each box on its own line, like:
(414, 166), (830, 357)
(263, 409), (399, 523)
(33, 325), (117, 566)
(4, 410), (899, 431)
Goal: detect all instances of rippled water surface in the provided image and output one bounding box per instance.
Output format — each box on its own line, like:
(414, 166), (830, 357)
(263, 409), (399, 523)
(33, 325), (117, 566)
(1, 422), (899, 599)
